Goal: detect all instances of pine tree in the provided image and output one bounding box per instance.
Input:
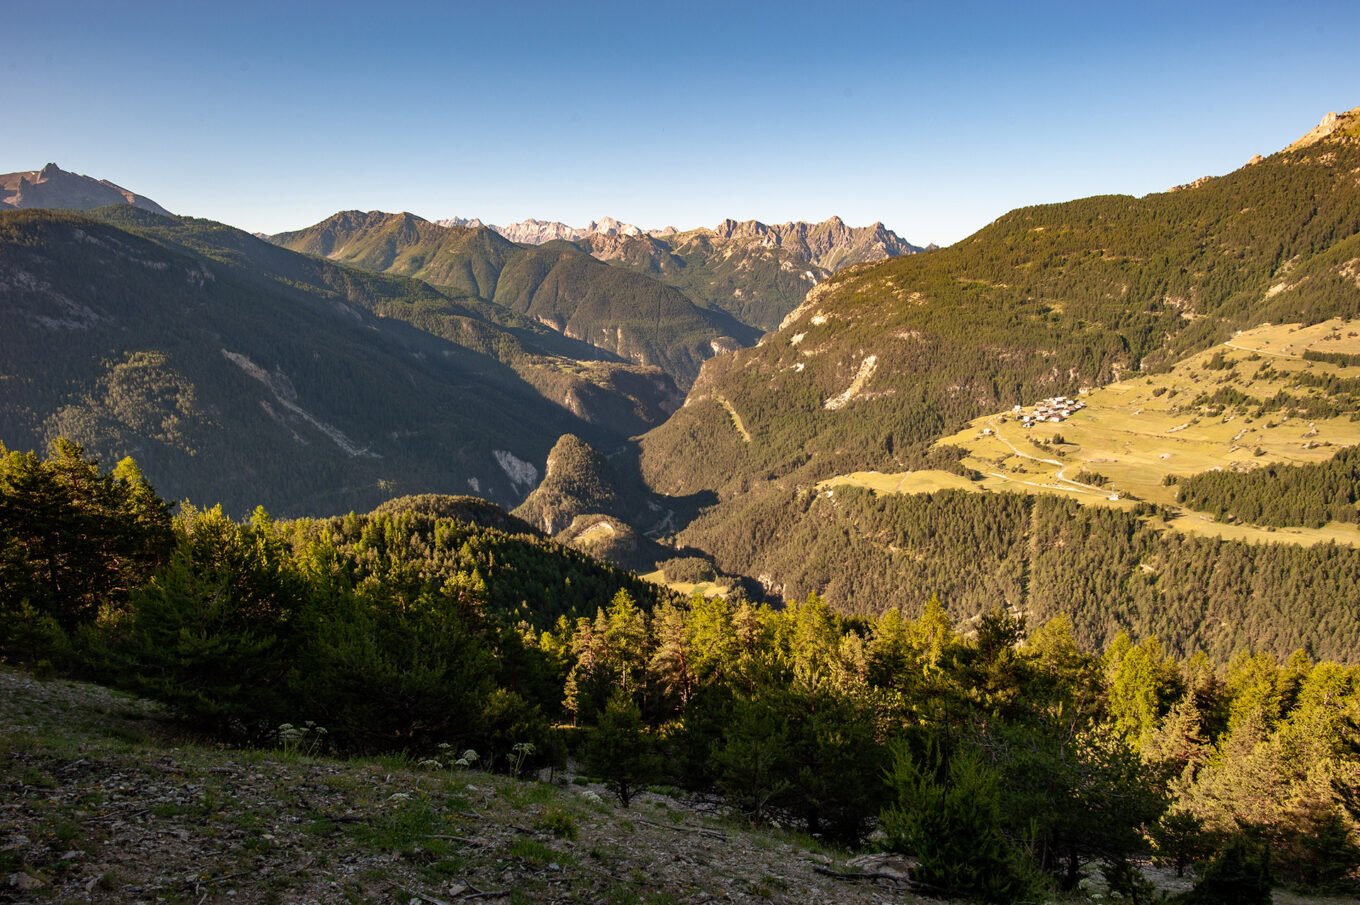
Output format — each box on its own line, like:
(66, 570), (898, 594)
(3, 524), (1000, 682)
(881, 741), (1037, 903)
(585, 690), (660, 807)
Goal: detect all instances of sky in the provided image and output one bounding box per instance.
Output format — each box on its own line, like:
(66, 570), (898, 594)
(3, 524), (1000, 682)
(4, 0), (1360, 245)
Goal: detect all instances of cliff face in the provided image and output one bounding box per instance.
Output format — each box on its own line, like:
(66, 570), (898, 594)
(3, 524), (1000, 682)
(0, 163), (171, 215)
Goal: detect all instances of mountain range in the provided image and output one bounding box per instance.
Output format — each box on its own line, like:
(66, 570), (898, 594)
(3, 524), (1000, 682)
(425, 214), (923, 332)
(0, 181), (908, 517)
(6, 107), (1360, 660)
(458, 213), (919, 266)
(269, 211), (756, 386)
(0, 206), (651, 515)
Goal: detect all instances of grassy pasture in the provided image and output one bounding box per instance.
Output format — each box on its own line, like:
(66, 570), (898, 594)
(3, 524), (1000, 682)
(639, 569), (731, 598)
(826, 320), (1360, 547)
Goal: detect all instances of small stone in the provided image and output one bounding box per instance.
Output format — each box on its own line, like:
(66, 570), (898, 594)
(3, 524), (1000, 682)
(8, 872), (46, 891)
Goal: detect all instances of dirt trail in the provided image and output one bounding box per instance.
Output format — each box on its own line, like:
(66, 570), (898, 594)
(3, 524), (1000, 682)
(1224, 341), (1299, 360)
(986, 417), (1109, 497)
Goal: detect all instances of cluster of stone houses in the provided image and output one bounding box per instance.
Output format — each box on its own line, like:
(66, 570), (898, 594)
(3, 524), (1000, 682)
(1016, 396), (1085, 429)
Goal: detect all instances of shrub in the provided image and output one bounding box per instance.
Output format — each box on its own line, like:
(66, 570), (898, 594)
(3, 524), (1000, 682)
(584, 691), (660, 807)
(537, 806), (579, 840)
(1182, 836), (1271, 905)
(881, 741), (1039, 903)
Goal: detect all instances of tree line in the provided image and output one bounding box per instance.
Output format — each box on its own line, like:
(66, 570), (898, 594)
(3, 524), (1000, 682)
(677, 483), (1360, 661)
(1176, 445), (1360, 528)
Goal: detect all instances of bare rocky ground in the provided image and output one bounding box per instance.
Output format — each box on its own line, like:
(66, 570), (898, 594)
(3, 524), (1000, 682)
(5, 669), (1352, 905)
(0, 669), (921, 904)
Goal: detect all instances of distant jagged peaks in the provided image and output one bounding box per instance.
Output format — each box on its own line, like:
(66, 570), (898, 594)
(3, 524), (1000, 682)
(699, 215), (920, 271)
(0, 163), (171, 215)
(475, 216), (647, 244)
(436, 213), (922, 272)
(433, 215), (487, 230)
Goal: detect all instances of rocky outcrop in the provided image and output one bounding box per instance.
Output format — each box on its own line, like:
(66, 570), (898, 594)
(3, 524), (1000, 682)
(510, 434), (674, 569)
(1286, 107), (1360, 152)
(512, 434), (625, 535)
(0, 163), (171, 215)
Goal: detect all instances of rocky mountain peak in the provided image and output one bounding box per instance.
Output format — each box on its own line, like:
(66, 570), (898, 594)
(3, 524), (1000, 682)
(1286, 106), (1360, 152)
(0, 163), (171, 215)
(433, 216), (487, 230)
(587, 216), (643, 238)
(695, 216), (919, 270)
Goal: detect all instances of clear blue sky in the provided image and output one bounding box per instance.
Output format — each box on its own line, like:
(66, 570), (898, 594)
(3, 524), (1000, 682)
(5, 0), (1359, 245)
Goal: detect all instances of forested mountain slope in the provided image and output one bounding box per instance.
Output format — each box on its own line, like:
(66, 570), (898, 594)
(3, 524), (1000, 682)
(271, 212), (754, 386)
(636, 109), (1360, 659)
(642, 109), (1360, 499)
(0, 207), (623, 515)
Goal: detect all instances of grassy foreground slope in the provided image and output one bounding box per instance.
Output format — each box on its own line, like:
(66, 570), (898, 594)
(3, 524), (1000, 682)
(0, 668), (900, 905)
